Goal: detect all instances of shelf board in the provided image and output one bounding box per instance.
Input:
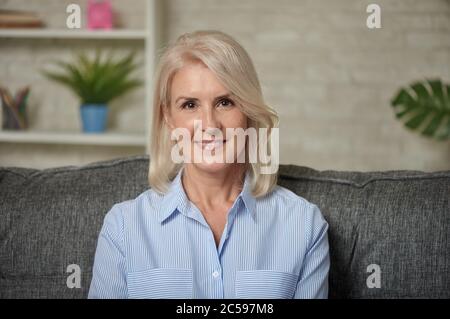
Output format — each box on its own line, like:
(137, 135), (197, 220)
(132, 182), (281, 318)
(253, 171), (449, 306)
(0, 130), (146, 147)
(0, 29), (147, 40)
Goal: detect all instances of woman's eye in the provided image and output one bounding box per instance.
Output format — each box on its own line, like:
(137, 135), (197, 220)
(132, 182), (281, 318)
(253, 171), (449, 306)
(218, 99), (234, 108)
(181, 101), (196, 109)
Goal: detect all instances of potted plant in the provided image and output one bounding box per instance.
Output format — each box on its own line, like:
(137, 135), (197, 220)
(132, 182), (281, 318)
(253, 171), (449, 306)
(42, 50), (142, 133)
(391, 79), (450, 140)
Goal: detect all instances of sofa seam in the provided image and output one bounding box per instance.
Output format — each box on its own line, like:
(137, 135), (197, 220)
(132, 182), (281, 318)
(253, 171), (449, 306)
(0, 155), (150, 179)
(279, 173), (450, 188)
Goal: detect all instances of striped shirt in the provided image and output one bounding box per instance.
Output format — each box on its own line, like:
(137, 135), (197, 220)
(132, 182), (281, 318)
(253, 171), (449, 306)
(88, 169), (330, 299)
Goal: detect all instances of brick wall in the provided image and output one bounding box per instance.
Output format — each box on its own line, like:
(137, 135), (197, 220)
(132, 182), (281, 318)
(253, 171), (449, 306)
(1, 0), (449, 171)
(165, 0), (450, 171)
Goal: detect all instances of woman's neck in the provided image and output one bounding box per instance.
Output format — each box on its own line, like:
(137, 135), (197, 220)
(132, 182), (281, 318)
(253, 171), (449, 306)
(182, 164), (246, 208)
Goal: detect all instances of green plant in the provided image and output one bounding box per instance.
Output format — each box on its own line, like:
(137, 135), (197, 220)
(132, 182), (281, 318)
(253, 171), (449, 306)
(41, 50), (143, 104)
(391, 79), (450, 140)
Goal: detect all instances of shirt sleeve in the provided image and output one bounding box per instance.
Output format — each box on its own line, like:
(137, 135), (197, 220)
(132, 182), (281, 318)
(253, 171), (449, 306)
(294, 204), (330, 299)
(88, 204), (128, 299)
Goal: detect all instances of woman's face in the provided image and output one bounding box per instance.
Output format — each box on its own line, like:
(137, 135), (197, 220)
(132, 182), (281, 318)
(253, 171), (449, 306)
(166, 61), (248, 174)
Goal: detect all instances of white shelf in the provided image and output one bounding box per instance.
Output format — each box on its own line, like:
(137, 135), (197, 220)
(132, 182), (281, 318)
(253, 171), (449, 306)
(0, 130), (146, 147)
(0, 29), (147, 40)
(0, 0), (163, 158)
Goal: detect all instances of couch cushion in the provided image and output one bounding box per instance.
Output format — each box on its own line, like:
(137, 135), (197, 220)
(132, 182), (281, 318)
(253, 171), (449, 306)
(0, 155), (448, 298)
(278, 165), (449, 298)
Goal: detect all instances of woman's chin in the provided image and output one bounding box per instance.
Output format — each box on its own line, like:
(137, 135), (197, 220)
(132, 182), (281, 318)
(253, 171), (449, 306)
(189, 161), (233, 174)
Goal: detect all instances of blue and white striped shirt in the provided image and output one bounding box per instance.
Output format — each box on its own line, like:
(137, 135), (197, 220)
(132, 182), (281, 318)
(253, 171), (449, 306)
(88, 169), (330, 299)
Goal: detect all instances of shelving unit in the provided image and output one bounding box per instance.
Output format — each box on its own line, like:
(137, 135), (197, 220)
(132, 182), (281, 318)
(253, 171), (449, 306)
(0, 130), (146, 147)
(0, 29), (147, 39)
(0, 0), (164, 157)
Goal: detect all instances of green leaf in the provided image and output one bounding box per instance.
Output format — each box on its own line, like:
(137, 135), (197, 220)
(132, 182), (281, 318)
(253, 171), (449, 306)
(41, 50), (143, 105)
(422, 112), (445, 137)
(446, 84), (450, 110)
(391, 79), (450, 140)
(428, 79), (445, 110)
(391, 88), (415, 107)
(404, 108), (430, 130)
(411, 82), (431, 106)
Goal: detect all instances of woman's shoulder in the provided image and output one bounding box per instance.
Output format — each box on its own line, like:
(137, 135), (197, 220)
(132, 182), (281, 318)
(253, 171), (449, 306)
(265, 184), (316, 208)
(103, 188), (163, 222)
(259, 185), (325, 221)
(261, 185), (328, 238)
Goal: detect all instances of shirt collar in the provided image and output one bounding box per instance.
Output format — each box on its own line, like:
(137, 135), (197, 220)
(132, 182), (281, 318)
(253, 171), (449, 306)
(158, 168), (256, 224)
(158, 168), (189, 223)
(240, 171), (256, 221)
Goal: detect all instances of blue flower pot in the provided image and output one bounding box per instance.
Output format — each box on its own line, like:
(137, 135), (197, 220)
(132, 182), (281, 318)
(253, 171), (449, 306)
(80, 104), (108, 133)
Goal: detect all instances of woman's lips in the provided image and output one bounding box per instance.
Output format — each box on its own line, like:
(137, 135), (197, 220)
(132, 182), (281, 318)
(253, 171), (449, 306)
(194, 140), (227, 150)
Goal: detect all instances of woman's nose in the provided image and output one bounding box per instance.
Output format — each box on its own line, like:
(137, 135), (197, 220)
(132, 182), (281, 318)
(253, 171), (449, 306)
(201, 107), (220, 129)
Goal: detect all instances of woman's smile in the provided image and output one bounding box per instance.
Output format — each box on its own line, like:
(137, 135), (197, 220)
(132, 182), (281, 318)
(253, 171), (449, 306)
(194, 139), (227, 150)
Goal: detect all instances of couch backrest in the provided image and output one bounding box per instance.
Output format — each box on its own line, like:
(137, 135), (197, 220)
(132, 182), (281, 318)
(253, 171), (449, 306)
(0, 155), (448, 298)
(278, 165), (449, 298)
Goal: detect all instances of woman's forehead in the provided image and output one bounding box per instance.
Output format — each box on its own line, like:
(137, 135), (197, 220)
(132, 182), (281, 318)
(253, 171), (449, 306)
(171, 64), (228, 98)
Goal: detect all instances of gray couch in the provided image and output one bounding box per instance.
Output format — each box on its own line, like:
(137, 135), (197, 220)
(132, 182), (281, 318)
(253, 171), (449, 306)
(1, 155), (448, 298)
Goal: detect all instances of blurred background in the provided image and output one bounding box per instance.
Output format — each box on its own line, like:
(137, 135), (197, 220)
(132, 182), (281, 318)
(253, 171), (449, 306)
(0, 0), (449, 171)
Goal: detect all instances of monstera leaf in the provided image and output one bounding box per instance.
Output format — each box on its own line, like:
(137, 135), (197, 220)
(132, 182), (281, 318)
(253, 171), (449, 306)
(391, 79), (450, 140)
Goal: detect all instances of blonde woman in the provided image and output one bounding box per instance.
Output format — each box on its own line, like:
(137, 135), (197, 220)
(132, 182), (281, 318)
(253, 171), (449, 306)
(89, 30), (329, 299)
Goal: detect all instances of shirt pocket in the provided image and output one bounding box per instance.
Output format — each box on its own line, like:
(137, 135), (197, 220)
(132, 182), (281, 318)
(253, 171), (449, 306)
(127, 268), (193, 299)
(235, 270), (299, 299)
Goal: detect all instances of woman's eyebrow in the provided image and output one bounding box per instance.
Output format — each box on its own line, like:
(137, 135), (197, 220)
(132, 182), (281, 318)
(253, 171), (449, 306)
(175, 96), (198, 104)
(213, 94), (232, 102)
(175, 93), (232, 104)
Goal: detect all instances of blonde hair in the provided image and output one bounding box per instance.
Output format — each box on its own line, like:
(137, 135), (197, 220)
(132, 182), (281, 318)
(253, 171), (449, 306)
(148, 30), (279, 197)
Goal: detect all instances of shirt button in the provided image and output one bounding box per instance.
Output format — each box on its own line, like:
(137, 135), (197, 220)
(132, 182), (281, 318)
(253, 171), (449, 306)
(212, 271), (219, 278)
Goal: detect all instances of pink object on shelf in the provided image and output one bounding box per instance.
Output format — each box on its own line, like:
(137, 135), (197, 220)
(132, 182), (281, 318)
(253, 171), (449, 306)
(87, 0), (113, 30)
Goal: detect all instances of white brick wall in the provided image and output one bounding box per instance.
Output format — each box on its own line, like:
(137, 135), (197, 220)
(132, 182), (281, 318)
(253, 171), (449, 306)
(0, 0), (449, 171)
(165, 0), (450, 171)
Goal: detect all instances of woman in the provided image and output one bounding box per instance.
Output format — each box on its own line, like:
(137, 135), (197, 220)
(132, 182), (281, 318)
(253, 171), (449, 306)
(88, 30), (329, 299)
